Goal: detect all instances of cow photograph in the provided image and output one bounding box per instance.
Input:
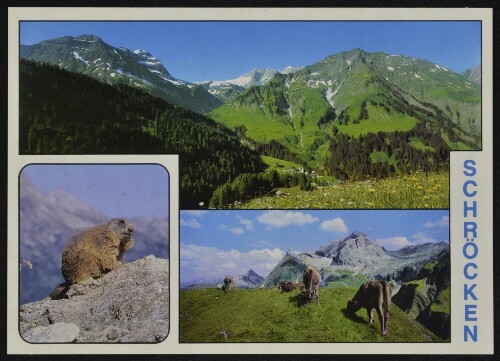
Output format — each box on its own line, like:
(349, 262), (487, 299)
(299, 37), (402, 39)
(345, 280), (393, 336)
(180, 210), (450, 343)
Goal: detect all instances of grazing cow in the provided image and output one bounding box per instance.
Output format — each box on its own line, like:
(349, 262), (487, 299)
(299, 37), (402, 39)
(278, 280), (305, 293)
(222, 276), (233, 291)
(302, 267), (321, 305)
(345, 280), (392, 336)
(278, 280), (295, 293)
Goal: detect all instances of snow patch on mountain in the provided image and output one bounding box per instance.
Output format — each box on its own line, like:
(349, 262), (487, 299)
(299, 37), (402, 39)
(72, 51), (89, 66)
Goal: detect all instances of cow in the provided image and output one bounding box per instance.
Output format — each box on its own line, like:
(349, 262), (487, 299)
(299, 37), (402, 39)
(345, 280), (393, 336)
(278, 280), (294, 293)
(278, 280), (305, 293)
(222, 275), (233, 291)
(302, 267), (321, 305)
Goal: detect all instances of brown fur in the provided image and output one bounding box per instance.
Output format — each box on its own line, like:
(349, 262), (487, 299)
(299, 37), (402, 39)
(345, 280), (393, 336)
(50, 219), (134, 299)
(302, 267), (321, 305)
(223, 276), (233, 291)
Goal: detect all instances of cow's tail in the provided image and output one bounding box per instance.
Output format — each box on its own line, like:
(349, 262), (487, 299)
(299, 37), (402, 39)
(382, 281), (392, 314)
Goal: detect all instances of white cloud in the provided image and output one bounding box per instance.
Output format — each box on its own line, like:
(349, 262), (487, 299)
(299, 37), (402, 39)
(229, 227), (245, 235)
(220, 224), (245, 235)
(240, 219), (254, 231)
(182, 210), (208, 217)
(412, 232), (439, 244)
(257, 210), (318, 229)
(423, 215), (449, 228)
(376, 236), (413, 251)
(254, 240), (274, 248)
(180, 218), (201, 229)
(180, 243), (284, 284)
(320, 218), (349, 234)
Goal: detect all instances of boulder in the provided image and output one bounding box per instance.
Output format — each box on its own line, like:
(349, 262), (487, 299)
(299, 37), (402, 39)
(19, 256), (169, 343)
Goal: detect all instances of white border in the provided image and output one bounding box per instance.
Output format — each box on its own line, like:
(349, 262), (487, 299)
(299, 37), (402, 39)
(7, 7), (494, 355)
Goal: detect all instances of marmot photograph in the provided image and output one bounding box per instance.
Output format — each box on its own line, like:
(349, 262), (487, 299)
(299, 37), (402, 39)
(19, 164), (170, 343)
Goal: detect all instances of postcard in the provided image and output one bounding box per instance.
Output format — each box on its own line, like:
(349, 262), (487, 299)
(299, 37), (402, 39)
(6, 7), (493, 355)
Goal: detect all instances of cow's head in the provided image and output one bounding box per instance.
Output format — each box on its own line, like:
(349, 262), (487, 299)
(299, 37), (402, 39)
(345, 299), (359, 314)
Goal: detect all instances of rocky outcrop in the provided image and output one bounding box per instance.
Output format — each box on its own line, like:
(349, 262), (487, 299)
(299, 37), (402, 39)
(19, 256), (169, 343)
(392, 255), (450, 339)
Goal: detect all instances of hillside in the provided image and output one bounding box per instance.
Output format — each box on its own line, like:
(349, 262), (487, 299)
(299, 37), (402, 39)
(179, 288), (442, 342)
(20, 34), (222, 114)
(19, 60), (265, 208)
(211, 49), (481, 172)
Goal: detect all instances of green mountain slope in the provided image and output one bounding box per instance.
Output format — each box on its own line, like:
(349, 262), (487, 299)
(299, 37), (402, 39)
(180, 288), (443, 342)
(20, 34), (222, 114)
(19, 60), (264, 208)
(211, 49), (481, 171)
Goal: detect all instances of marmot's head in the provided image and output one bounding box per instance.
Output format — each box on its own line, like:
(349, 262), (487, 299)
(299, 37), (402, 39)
(108, 218), (134, 242)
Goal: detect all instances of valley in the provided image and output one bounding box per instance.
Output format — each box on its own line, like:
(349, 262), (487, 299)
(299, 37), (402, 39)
(19, 35), (481, 209)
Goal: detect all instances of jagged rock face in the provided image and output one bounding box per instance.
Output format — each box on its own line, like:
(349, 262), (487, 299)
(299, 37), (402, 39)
(19, 256), (169, 343)
(322, 232), (392, 268)
(262, 232), (449, 288)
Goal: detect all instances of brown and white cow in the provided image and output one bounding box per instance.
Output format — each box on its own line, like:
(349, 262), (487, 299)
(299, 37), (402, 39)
(345, 280), (393, 336)
(302, 267), (321, 305)
(278, 280), (294, 293)
(278, 280), (305, 293)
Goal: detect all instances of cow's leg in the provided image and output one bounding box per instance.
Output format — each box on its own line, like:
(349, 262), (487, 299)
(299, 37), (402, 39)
(316, 290), (320, 305)
(367, 308), (374, 324)
(375, 305), (386, 336)
(383, 311), (389, 335)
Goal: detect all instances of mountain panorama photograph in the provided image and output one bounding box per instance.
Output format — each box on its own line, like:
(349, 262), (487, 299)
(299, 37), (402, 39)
(180, 210), (450, 342)
(19, 21), (481, 209)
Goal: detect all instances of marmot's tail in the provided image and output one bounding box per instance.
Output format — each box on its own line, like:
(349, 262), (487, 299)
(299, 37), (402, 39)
(50, 283), (69, 300)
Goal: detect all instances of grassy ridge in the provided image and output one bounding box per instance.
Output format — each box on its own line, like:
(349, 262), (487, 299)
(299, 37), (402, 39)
(235, 171), (449, 209)
(180, 288), (442, 343)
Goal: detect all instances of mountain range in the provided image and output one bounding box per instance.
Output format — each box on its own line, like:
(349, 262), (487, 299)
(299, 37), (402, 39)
(20, 34), (482, 204)
(20, 35), (304, 112)
(19, 173), (169, 304)
(20, 34), (222, 114)
(195, 67), (304, 102)
(211, 48), (481, 167)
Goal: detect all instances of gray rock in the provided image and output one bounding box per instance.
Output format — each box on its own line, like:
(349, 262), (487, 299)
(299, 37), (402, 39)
(23, 322), (80, 343)
(20, 256), (169, 343)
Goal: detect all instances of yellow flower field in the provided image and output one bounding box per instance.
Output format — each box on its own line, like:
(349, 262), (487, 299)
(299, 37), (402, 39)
(234, 171), (449, 209)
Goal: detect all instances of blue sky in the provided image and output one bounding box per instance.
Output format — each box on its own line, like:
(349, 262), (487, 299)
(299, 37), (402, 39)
(180, 210), (449, 283)
(22, 164), (169, 218)
(20, 21), (481, 82)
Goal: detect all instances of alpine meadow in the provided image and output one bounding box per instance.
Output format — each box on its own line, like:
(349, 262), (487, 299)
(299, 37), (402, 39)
(19, 23), (481, 208)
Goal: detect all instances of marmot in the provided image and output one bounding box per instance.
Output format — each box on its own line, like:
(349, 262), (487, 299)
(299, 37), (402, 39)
(50, 218), (134, 299)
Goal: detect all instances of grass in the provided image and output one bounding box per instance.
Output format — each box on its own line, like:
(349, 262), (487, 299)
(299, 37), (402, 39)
(179, 287), (443, 343)
(235, 171), (449, 209)
(336, 103), (419, 138)
(261, 155), (302, 172)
